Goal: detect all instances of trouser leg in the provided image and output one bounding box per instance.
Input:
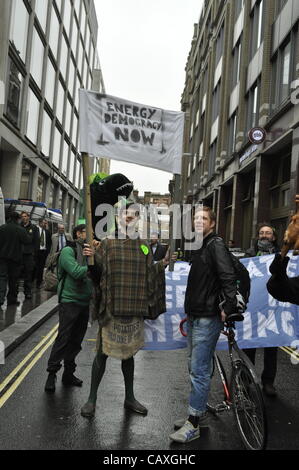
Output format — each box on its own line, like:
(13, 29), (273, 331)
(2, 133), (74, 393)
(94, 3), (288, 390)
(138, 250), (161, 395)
(36, 251), (47, 285)
(23, 254), (34, 295)
(0, 260), (8, 305)
(244, 348), (256, 365)
(262, 347), (277, 385)
(188, 315), (222, 417)
(47, 303), (83, 373)
(7, 262), (22, 302)
(63, 304), (89, 374)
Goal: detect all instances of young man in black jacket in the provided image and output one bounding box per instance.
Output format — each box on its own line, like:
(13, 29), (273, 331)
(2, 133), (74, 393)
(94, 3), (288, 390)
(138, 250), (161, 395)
(170, 206), (237, 443)
(0, 212), (31, 308)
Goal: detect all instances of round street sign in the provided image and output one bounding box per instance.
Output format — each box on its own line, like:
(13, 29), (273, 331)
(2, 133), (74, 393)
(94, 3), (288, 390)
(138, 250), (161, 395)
(248, 127), (267, 144)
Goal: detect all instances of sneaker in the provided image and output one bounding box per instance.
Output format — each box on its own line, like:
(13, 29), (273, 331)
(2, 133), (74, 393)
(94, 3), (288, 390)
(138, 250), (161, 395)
(169, 420), (200, 443)
(263, 383), (277, 397)
(174, 412), (209, 430)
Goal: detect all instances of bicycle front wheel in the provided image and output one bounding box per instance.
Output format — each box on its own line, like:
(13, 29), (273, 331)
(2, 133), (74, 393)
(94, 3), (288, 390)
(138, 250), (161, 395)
(231, 361), (267, 450)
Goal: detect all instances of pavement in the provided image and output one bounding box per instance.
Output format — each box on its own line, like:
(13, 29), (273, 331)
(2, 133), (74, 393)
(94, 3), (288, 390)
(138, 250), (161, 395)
(0, 285), (58, 357)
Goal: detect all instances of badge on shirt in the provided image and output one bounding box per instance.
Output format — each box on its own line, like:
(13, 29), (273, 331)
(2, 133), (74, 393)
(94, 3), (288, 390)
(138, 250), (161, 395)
(140, 244), (149, 255)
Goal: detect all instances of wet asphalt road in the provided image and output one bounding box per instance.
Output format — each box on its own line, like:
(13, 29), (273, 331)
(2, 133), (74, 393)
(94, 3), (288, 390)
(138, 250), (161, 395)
(0, 312), (299, 451)
(0, 281), (54, 333)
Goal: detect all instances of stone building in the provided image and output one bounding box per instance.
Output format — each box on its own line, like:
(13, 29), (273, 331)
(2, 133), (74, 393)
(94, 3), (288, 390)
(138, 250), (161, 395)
(179, 0), (299, 249)
(0, 0), (109, 229)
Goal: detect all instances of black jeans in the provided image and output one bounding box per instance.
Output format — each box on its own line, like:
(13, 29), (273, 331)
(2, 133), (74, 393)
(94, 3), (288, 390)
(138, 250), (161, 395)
(35, 250), (48, 285)
(244, 347), (277, 385)
(0, 259), (22, 305)
(22, 254), (34, 295)
(47, 302), (89, 374)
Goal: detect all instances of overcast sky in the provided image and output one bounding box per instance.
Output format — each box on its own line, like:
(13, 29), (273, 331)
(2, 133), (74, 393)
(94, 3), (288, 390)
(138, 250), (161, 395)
(94, 0), (203, 195)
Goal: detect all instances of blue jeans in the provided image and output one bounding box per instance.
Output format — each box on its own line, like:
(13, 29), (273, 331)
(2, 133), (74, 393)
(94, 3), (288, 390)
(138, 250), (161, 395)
(187, 315), (222, 416)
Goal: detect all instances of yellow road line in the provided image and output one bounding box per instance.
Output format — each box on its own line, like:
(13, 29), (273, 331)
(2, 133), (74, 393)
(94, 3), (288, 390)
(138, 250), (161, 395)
(280, 346), (299, 361)
(0, 332), (57, 408)
(0, 323), (59, 394)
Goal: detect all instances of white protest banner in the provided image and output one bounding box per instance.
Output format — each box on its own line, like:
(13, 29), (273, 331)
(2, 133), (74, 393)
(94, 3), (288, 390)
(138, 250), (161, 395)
(79, 90), (184, 174)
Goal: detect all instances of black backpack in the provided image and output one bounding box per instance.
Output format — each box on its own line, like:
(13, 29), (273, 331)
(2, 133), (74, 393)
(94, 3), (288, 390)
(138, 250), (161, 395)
(207, 237), (251, 310)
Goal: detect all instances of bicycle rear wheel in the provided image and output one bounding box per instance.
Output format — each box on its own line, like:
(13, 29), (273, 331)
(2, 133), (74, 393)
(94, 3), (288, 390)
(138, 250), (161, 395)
(231, 361), (267, 450)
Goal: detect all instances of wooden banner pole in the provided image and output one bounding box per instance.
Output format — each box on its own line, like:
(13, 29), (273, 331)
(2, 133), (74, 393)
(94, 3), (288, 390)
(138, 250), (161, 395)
(82, 152), (94, 265)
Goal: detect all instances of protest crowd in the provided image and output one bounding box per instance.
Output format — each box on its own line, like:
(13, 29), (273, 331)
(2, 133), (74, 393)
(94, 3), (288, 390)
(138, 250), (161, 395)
(0, 180), (299, 446)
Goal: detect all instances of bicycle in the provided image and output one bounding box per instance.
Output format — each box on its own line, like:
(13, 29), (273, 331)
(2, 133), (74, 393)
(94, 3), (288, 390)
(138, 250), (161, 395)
(179, 317), (268, 451)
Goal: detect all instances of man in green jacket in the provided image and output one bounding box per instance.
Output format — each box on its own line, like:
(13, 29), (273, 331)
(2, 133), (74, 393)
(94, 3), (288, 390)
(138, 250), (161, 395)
(0, 212), (31, 309)
(45, 224), (94, 392)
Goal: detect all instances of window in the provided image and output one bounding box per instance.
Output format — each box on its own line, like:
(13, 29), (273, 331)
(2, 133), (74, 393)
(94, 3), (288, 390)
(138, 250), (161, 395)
(208, 140), (217, 178)
(235, 0), (244, 20)
(212, 82), (221, 123)
(68, 57), (76, 95)
(61, 140), (69, 176)
(72, 113), (78, 146)
(69, 150), (76, 183)
(35, 0), (48, 32)
(71, 20), (78, 57)
(227, 114), (237, 156)
(63, 0), (72, 38)
(280, 41), (291, 102)
(246, 82), (260, 133)
(41, 110), (52, 157)
(56, 80), (65, 124)
(36, 172), (46, 202)
(5, 58), (24, 127)
(19, 161), (33, 199)
(30, 28), (44, 88)
(270, 154), (291, 219)
(215, 23), (224, 67)
(250, 0), (264, 58)
(9, 0), (29, 62)
(52, 126), (62, 168)
(74, 0), (81, 21)
(60, 35), (69, 82)
(77, 38), (84, 77)
(45, 58), (56, 108)
(271, 37), (293, 110)
(26, 89), (40, 145)
(49, 6), (60, 60)
(276, 0), (288, 15)
(232, 41), (242, 88)
(80, 3), (87, 36)
(75, 157), (81, 188)
(64, 98), (72, 137)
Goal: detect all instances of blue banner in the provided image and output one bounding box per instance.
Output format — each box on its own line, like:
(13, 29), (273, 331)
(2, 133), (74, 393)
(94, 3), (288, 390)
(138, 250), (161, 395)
(143, 255), (299, 351)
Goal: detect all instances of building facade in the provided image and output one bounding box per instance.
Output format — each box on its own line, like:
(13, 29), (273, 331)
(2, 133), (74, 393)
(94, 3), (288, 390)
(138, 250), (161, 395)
(0, 0), (109, 230)
(179, 0), (299, 249)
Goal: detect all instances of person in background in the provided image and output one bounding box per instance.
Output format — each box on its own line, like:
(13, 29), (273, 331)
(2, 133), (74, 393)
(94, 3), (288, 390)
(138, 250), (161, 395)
(244, 223), (280, 397)
(0, 212), (31, 309)
(48, 224), (73, 257)
(44, 224), (93, 393)
(228, 240), (235, 249)
(150, 231), (168, 261)
(35, 218), (52, 288)
(20, 211), (39, 300)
